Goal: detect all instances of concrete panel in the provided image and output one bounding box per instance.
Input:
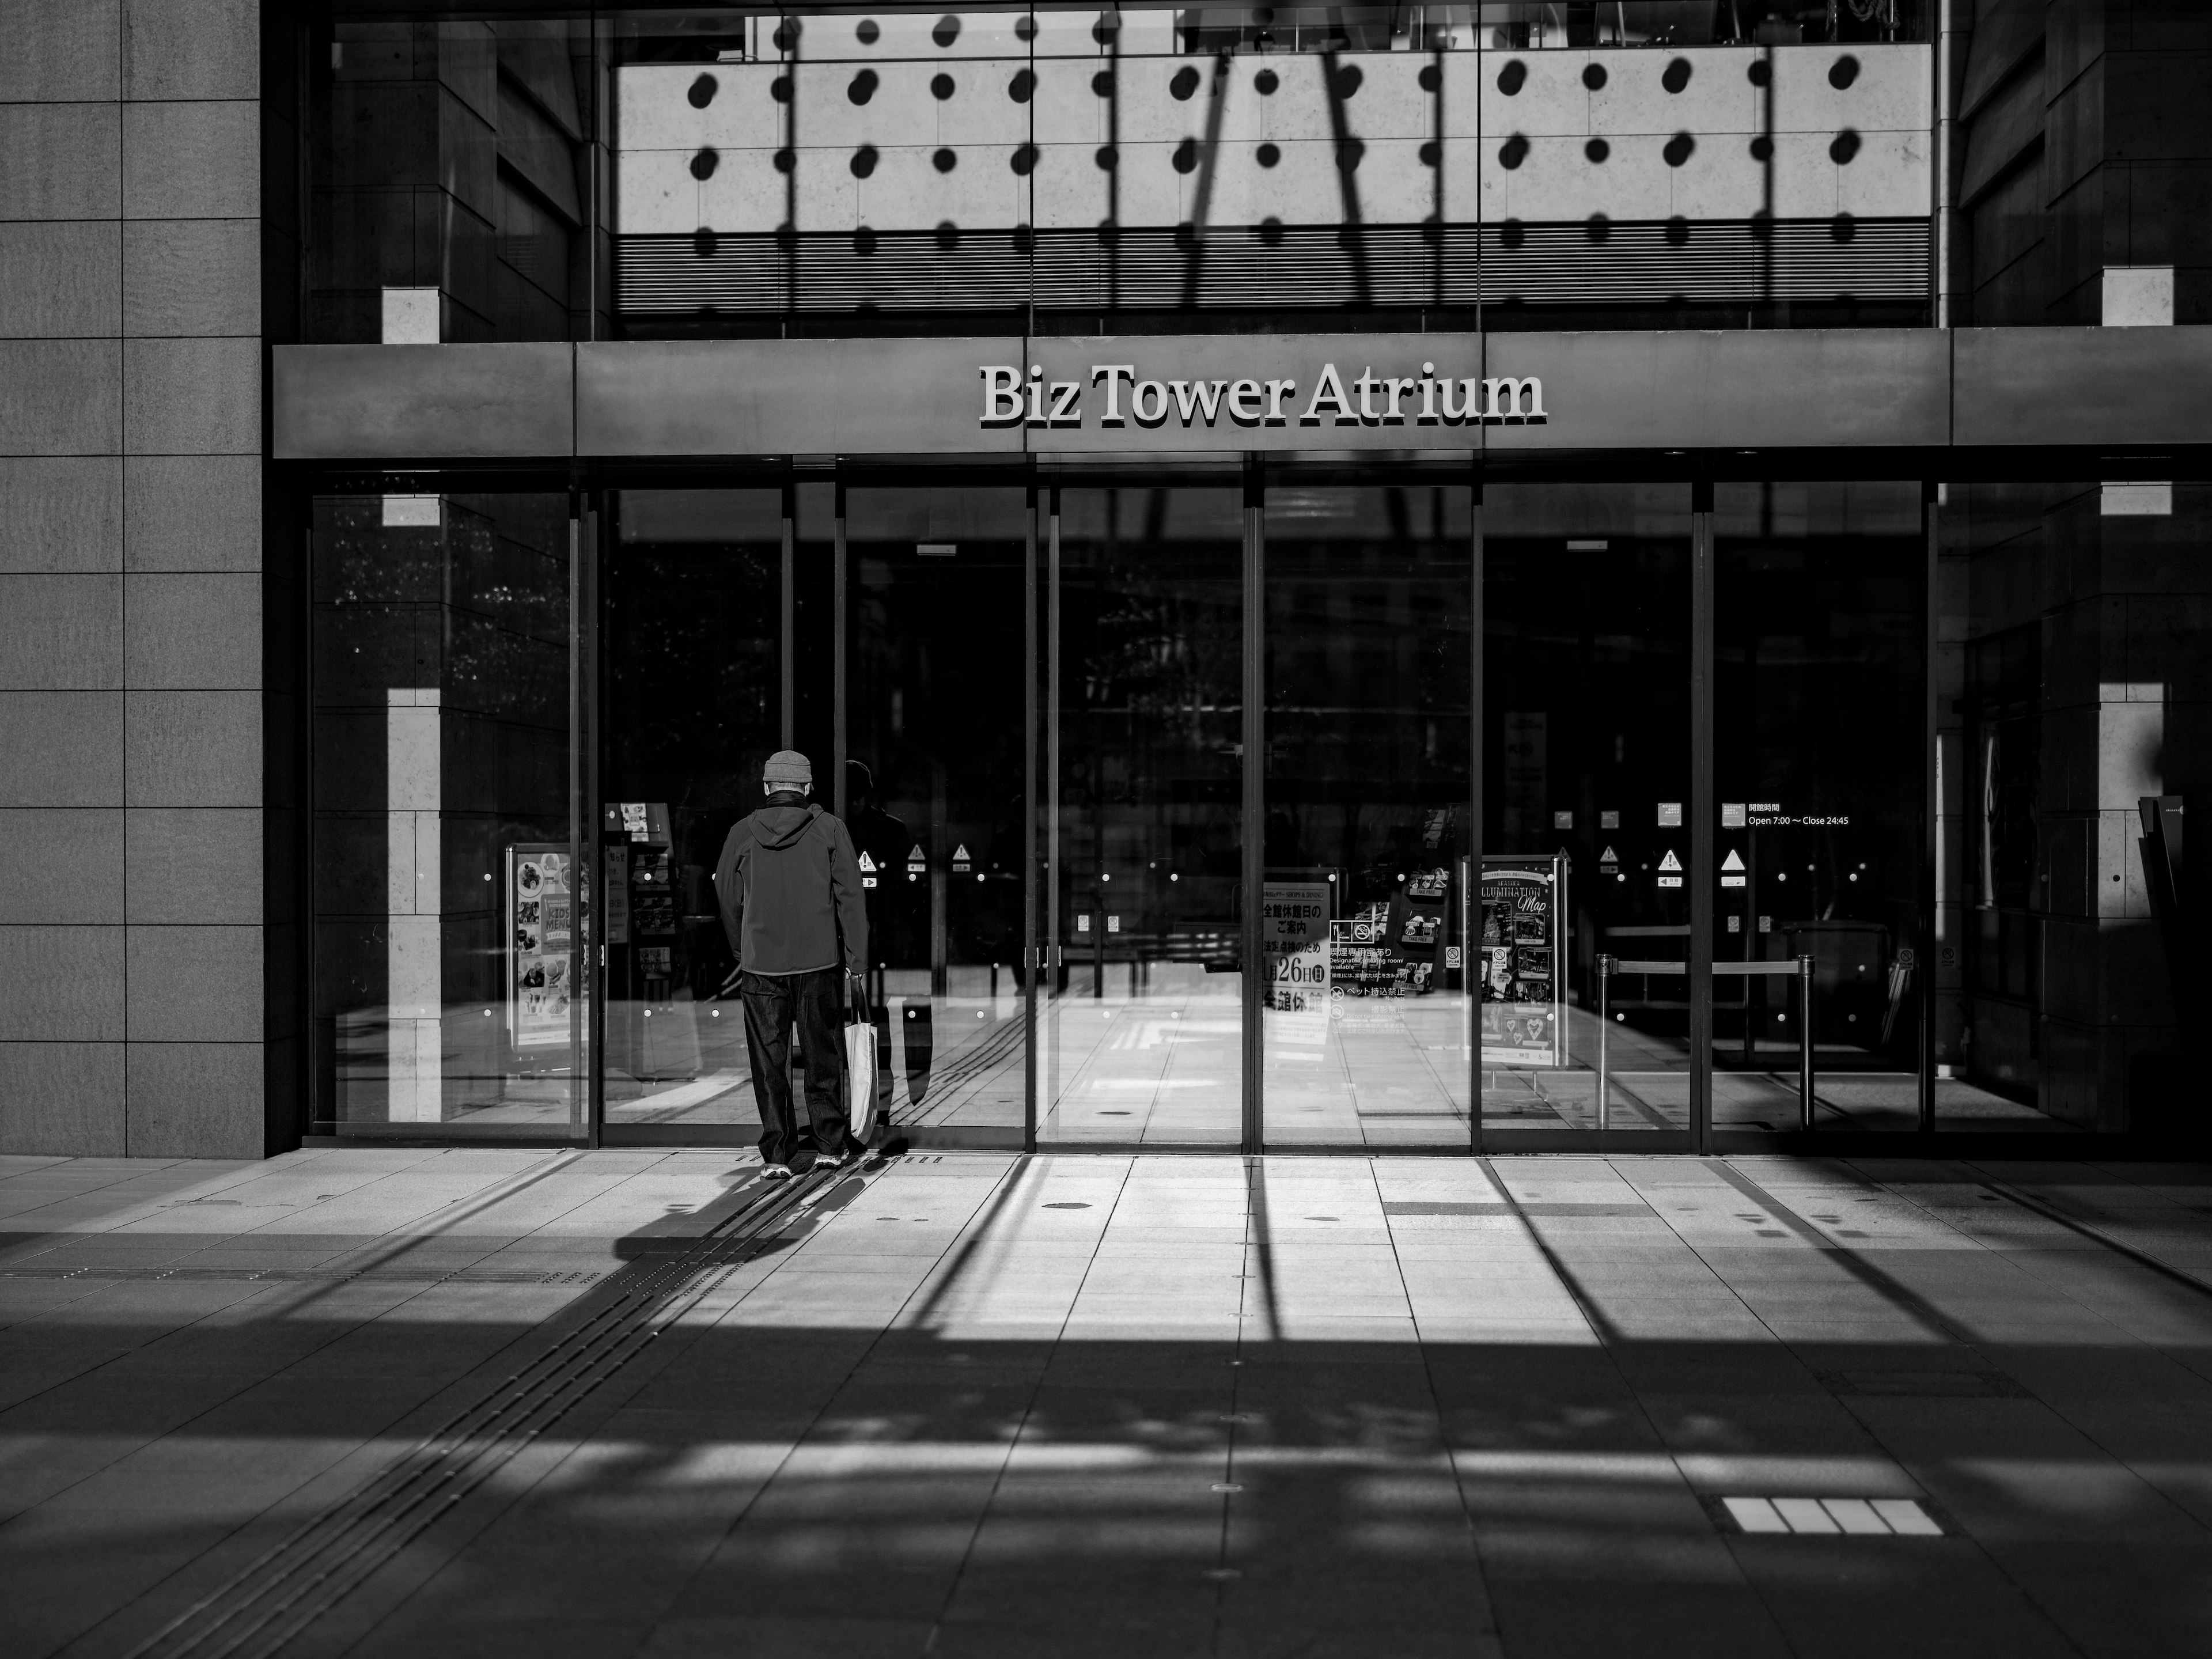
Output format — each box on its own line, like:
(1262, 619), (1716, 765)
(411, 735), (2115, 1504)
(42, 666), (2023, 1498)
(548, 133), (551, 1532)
(125, 808), (261, 925)
(122, 219), (261, 338)
(0, 222), (122, 338)
(124, 572), (261, 690)
(126, 925), (260, 1041)
(124, 336), (260, 455)
(0, 574), (123, 690)
(1955, 325), (2212, 446)
(0, 692), (124, 808)
(0, 1042), (126, 1156)
(0, 0), (121, 102)
(0, 925), (126, 1041)
(0, 810), (124, 923)
(616, 62), (779, 155)
(0, 459), (123, 573)
(0, 103), (123, 219)
(124, 1041), (264, 1158)
(124, 689), (260, 806)
(0, 340), (123, 456)
(582, 336), (1026, 457)
(122, 100), (259, 220)
(122, 0), (259, 103)
(124, 456), (262, 571)
(273, 343), (575, 460)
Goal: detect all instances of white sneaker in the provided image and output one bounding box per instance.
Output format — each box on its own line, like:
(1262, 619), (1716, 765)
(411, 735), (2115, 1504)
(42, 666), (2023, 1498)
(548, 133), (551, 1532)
(761, 1161), (794, 1181)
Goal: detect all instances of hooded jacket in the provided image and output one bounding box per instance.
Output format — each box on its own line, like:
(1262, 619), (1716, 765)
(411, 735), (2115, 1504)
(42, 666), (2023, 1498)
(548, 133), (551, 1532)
(715, 794), (868, 977)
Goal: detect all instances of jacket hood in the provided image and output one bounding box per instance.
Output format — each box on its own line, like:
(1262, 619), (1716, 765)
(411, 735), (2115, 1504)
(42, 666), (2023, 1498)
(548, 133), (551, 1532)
(750, 802), (822, 849)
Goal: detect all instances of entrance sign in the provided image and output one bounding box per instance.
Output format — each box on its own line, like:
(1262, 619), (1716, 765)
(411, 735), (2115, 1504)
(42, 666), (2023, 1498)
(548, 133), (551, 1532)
(1480, 855), (1567, 1069)
(982, 361), (1546, 430)
(280, 328), (1987, 460)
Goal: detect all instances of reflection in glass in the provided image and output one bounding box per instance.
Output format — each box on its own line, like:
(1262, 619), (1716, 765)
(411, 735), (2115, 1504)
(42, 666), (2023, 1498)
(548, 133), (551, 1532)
(606, 3), (1933, 336)
(1047, 488), (1245, 1144)
(310, 494), (581, 1135)
(1262, 483), (1472, 1145)
(309, 16), (597, 343)
(601, 490), (783, 1127)
(1486, 483), (1690, 1132)
(1942, 480), (2197, 1133)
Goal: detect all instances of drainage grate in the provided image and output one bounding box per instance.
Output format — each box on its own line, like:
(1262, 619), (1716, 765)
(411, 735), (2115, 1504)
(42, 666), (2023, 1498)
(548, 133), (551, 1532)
(1713, 1495), (1946, 1537)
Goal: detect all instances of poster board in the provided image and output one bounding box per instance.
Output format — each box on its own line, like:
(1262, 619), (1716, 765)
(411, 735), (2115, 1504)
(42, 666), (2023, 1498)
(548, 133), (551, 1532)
(1262, 879), (1331, 1055)
(1479, 854), (1567, 1067)
(506, 844), (575, 1053)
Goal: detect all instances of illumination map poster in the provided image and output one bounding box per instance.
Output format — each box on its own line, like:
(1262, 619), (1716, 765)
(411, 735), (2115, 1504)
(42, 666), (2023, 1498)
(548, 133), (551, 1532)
(507, 844), (575, 1052)
(1479, 854), (1567, 1067)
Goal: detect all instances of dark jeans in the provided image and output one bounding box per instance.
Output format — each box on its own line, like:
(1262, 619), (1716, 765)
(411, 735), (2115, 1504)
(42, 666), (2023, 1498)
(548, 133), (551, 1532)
(738, 968), (855, 1166)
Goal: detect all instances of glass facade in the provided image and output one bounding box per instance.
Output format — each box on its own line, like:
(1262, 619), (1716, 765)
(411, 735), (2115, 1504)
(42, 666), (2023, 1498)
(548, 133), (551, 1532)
(305, 464), (2162, 1149)
(281, 6), (2206, 1154)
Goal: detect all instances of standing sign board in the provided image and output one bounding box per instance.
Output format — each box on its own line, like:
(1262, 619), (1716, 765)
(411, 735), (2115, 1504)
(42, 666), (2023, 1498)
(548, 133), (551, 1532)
(507, 845), (575, 1054)
(1479, 854), (1567, 1067)
(1262, 880), (1331, 1055)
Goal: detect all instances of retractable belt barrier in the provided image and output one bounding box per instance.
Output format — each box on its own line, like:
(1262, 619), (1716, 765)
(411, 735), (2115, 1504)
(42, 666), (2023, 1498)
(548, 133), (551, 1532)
(1594, 954), (1817, 1132)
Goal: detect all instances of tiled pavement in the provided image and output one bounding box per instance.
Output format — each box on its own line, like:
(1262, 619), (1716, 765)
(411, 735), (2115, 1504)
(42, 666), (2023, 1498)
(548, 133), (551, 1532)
(3, 1149), (2211, 1657)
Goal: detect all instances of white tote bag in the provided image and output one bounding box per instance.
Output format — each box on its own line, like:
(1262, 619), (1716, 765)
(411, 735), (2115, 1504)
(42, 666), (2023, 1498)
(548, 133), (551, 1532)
(843, 991), (876, 1141)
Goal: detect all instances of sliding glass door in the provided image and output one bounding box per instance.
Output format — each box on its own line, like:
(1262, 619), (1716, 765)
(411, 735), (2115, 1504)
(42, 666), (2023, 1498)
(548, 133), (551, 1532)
(572, 467), (1968, 1154)
(1041, 486), (1247, 1146)
(1260, 482), (1475, 1147)
(1485, 484), (1692, 1143)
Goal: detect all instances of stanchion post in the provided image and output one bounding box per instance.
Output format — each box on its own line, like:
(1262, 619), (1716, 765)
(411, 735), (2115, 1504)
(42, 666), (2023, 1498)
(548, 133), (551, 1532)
(1596, 954), (1614, 1134)
(1797, 953), (1816, 1130)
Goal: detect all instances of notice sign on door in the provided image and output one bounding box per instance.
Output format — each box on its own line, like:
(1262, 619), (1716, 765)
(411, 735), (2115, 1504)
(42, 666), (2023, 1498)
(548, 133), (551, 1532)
(1263, 880), (1331, 1055)
(1479, 855), (1567, 1068)
(507, 845), (574, 1054)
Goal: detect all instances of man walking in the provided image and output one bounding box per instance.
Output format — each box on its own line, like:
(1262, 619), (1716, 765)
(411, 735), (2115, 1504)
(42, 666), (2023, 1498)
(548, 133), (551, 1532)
(715, 751), (869, 1177)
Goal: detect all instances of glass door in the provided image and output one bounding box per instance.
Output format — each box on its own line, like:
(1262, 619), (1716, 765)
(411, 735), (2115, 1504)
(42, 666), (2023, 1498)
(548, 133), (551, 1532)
(845, 486), (1031, 1143)
(1042, 486), (1247, 1146)
(600, 488), (786, 1133)
(1484, 483), (1694, 1144)
(1713, 481), (1931, 1135)
(1260, 480), (1475, 1147)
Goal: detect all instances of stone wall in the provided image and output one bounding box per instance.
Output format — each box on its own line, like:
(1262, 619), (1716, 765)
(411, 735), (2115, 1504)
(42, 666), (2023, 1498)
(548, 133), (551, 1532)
(0, 0), (285, 1157)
